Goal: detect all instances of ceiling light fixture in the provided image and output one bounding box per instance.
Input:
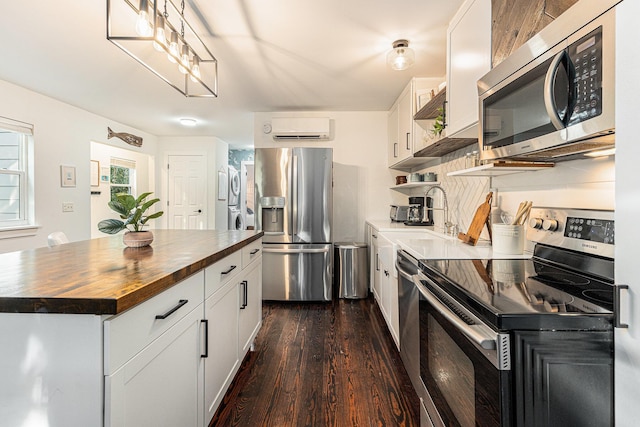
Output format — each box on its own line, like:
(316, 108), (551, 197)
(107, 0), (218, 97)
(180, 118), (197, 126)
(387, 39), (415, 71)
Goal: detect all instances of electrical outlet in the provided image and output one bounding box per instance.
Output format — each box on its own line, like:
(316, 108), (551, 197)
(62, 202), (74, 212)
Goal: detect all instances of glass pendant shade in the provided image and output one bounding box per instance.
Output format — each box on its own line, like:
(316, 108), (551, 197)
(387, 39), (415, 71)
(152, 15), (167, 51)
(178, 45), (190, 73)
(135, 0), (153, 36)
(168, 31), (179, 63)
(190, 56), (201, 82)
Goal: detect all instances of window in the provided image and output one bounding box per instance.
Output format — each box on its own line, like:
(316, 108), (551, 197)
(0, 117), (33, 229)
(110, 157), (136, 201)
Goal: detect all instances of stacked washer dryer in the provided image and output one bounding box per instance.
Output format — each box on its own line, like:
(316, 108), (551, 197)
(227, 165), (245, 230)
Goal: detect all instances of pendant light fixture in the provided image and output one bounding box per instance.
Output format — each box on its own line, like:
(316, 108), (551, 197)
(107, 0), (218, 97)
(387, 39), (415, 71)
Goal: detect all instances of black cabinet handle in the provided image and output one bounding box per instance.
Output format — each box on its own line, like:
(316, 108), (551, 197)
(250, 248), (260, 255)
(406, 132), (410, 150)
(155, 299), (188, 320)
(240, 280), (248, 309)
(221, 265), (237, 275)
(240, 280), (247, 310)
(201, 319), (209, 358)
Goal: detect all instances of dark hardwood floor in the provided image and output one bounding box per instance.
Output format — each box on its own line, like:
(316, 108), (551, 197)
(210, 297), (420, 426)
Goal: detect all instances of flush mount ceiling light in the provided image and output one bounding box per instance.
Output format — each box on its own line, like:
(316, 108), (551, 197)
(107, 0), (218, 97)
(179, 118), (197, 126)
(387, 39), (415, 71)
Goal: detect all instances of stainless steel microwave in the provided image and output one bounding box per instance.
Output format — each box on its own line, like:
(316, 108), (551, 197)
(478, 6), (616, 162)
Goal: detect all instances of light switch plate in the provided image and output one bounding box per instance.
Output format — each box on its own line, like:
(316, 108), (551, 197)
(62, 202), (74, 212)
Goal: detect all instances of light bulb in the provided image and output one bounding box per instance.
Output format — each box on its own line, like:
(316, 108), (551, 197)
(190, 56), (201, 82)
(387, 39), (415, 71)
(152, 15), (167, 52)
(135, 0), (152, 36)
(178, 45), (190, 74)
(167, 31), (179, 63)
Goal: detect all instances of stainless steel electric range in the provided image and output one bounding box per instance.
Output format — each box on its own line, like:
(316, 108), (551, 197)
(413, 207), (617, 427)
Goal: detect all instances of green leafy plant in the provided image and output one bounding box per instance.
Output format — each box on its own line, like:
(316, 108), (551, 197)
(431, 106), (445, 136)
(98, 192), (164, 234)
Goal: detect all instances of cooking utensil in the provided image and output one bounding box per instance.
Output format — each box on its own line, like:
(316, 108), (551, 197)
(458, 192), (493, 245)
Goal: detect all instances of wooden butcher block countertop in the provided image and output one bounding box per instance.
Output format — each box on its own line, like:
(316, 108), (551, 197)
(0, 230), (263, 315)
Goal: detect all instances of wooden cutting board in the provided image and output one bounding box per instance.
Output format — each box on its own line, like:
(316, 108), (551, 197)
(458, 192), (493, 246)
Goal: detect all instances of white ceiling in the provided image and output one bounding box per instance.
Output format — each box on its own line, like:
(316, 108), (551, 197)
(0, 0), (464, 148)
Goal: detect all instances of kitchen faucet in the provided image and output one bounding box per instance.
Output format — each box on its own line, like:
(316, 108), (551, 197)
(423, 185), (454, 234)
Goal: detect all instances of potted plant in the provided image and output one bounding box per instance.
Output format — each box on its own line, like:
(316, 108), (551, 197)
(98, 192), (164, 247)
(431, 106), (445, 137)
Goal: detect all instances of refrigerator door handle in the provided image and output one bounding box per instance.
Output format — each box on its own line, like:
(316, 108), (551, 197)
(292, 154), (298, 238)
(262, 247), (330, 254)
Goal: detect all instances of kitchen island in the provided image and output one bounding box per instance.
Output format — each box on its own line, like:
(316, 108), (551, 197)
(0, 229), (263, 427)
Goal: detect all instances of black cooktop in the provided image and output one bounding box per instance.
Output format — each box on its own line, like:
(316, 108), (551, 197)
(418, 253), (615, 331)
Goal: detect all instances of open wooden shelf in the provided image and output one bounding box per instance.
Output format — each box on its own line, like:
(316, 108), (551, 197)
(391, 181), (440, 192)
(447, 161), (555, 177)
(414, 89), (446, 120)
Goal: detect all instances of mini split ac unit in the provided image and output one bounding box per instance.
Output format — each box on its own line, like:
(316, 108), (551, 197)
(270, 117), (331, 140)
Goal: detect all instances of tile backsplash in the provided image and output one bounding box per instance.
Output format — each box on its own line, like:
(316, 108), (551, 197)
(418, 145), (491, 239)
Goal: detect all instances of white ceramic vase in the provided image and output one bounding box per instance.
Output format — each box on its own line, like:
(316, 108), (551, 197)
(123, 230), (154, 248)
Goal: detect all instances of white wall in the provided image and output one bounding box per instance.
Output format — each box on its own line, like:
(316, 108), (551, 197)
(254, 111), (391, 243)
(0, 79), (158, 253)
(90, 142), (156, 239)
(156, 136), (228, 230)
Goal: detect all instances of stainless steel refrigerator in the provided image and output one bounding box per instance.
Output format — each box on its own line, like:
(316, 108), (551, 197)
(255, 147), (333, 301)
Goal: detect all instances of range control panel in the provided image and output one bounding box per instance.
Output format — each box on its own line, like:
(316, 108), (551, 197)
(526, 207), (614, 258)
(564, 216), (614, 244)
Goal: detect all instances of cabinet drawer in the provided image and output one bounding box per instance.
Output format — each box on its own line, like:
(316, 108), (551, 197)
(205, 251), (242, 298)
(104, 271), (204, 375)
(242, 238), (262, 269)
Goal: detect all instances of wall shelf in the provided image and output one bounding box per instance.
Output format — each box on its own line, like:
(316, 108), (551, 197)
(447, 161), (554, 177)
(414, 89), (446, 120)
(391, 181), (440, 192)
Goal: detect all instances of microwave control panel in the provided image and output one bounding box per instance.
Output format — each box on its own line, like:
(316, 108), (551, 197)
(568, 26), (603, 125)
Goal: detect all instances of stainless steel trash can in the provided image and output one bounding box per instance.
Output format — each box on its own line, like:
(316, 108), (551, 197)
(334, 242), (369, 299)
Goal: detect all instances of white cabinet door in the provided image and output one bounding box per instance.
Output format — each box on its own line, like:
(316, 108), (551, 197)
(387, 102), (400, 166)
(370, 228), (381, 304)
(204, 279), (240, 424)
(105, 304), (204, 427)
(239, 260), (262, 356)
(377, 234), (399, 347)
(397, 85), (413, 162)
(446, 0), (491, 137)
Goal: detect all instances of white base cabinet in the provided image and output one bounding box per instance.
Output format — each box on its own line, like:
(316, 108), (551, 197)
(203, 237), (263, 425)
(204, 279), (240, 422)
(105, 304), (204, 427)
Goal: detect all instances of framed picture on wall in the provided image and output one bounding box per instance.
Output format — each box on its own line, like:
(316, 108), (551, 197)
(100, 166), (110, 183)
(60, 165), (76, 188)
(90, 160), (100, 187)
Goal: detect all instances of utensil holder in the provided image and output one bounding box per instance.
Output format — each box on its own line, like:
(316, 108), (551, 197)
(492, 224), (525, 254)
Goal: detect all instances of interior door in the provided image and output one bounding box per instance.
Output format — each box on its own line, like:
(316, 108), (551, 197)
(168, 155), (207, 229)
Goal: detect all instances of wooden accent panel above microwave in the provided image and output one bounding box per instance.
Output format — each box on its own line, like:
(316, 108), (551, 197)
(492, 0), (578, 67)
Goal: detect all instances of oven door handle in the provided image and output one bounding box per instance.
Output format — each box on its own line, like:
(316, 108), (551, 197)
(413, 275), (497, 350)
(396, 260), (414, 281)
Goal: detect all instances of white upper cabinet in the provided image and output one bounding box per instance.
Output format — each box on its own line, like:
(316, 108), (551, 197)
(388, 78), (443, 171)
(446, 0), (492, 138)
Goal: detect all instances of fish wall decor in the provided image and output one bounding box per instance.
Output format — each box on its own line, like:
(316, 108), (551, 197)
(107, 127), (143, 147)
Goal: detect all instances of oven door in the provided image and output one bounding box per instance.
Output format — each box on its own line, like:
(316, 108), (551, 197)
(414, 273), (512, 427)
